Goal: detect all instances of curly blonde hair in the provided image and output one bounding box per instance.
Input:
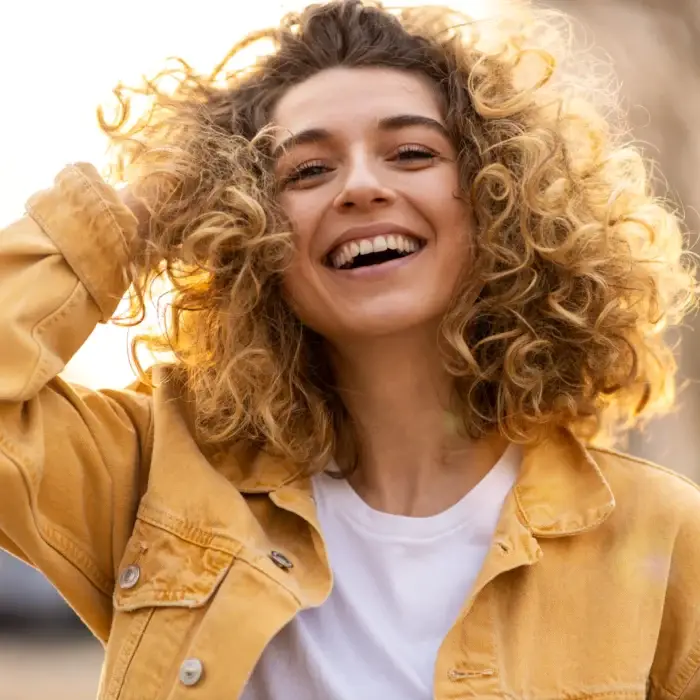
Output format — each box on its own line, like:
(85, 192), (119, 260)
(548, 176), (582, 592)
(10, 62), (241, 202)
(100, 0), (696, 467)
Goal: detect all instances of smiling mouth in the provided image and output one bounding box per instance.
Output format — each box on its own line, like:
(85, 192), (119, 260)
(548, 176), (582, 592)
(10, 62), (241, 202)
(326, 233), (425, 270)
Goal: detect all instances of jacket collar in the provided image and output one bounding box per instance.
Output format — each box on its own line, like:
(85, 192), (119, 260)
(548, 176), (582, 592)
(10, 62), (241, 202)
(214, 442), (306, 493)
(513, 428), (615, 537)
(220, 427), (615, 539)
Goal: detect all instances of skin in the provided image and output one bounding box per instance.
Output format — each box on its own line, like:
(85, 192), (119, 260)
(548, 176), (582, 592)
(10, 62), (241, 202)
(273, 67), (506, 516)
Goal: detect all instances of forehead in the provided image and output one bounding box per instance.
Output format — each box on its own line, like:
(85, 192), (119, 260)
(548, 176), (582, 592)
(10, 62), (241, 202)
(271, 67), (443, 140)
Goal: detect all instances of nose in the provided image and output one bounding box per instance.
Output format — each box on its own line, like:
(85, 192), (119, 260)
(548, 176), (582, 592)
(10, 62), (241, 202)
(333, 153), (396, 212)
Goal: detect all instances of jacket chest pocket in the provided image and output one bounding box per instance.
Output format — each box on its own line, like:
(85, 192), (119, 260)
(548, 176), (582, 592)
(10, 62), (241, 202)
(100, 517), (236, 700)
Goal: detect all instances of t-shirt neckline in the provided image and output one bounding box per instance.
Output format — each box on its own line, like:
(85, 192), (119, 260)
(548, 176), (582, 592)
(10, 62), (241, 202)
(312, 443), (521, 543)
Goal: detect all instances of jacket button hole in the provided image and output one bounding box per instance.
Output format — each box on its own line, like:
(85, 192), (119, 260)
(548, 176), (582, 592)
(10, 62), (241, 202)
(448, 668), (495, 681)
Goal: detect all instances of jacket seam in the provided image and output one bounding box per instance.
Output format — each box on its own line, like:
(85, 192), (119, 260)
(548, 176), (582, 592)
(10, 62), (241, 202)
(661, 636), (700, 699)
(26, 166), (129, 321)
(70, 165), (130, 258)
(39, 518), (114, 596)
(512, 484), (613, 538)
(234, 549), (304, 607)
(136, 505), (304, 605)
(104, 608), (154, 700)
(648, 680), (673, 700)
(141, 411), (155, 494)
(502, 689), (646, 700)
(0, 281), (112, 597)
(0, 438), (113, 598)
(68, 165), (133, 319)
(514, 442), (615, 537)
(15, 276), (83, 400)
(587, 445), (700, 495)
(137, 503), (243, 556)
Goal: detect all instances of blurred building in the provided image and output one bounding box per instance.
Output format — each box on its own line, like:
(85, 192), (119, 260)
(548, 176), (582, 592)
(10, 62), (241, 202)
(552, 0), (700, 478)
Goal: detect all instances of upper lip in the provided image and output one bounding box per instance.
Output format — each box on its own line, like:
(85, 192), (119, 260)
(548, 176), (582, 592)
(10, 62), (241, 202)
(323, 223), (425, 259)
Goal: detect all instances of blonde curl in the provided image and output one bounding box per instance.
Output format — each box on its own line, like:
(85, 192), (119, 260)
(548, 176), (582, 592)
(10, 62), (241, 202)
(99, 0), (697, 467)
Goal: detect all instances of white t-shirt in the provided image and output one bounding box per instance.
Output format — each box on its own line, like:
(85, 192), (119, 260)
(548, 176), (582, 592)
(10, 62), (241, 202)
(241, 444), (520, 700)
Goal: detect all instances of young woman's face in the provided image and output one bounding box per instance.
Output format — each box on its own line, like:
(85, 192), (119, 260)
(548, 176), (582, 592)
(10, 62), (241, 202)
(272, 67), (473, 343)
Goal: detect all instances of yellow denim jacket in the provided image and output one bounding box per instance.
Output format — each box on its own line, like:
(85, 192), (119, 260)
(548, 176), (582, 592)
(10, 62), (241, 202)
(1, 164), (700, 700)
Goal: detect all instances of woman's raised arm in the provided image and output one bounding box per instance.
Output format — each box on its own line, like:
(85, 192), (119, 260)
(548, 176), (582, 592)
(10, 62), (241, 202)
(0, 163), (153, 641)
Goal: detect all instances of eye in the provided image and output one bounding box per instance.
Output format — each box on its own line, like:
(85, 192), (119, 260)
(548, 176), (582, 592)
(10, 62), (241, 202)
(391, 144), (439, 163)
(283, 160), (331, 186)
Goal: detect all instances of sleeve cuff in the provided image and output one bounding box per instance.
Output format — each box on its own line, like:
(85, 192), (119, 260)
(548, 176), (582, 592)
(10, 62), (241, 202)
(25, 163), (139, 322)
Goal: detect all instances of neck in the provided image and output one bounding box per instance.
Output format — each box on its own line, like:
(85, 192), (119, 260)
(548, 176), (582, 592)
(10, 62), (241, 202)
(330, 329), (507, 516)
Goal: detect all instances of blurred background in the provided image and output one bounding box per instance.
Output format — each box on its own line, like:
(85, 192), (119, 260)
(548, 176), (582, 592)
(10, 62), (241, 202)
(0, 0), (698, 698)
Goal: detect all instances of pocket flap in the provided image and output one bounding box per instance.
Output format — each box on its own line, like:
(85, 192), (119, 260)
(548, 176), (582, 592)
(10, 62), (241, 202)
(114, 518), (235, 611)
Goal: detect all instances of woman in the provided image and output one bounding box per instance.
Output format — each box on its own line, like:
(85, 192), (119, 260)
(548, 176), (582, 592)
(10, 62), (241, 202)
(1, 1), (698, 698)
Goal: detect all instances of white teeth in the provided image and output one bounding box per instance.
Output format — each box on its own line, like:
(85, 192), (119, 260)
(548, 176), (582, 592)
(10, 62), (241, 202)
(373, 235), (388, 252)
(359, 239), (373, 255)
(330, 233), (422, 269)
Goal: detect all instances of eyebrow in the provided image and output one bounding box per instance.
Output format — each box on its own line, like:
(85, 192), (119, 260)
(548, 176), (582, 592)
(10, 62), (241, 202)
(272, 114), (450, 160)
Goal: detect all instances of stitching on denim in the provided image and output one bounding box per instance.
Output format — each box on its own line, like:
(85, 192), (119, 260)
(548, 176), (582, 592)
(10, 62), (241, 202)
(29, 166), (128, 320)
(26, 172), (109, 314)
(104, 608), (154, 700)
(661, 635), (700, 699)
(10, 271), (83, 401)
(137, 503), (243, 555)
(491, 582), (510, 698)
(70, 166), (130, 256)
(39, 518), (113, 595)
(513, 481), (613, 538)
(589, 445), (700, 496)
(501, 686), (646, 700)
(114, 550), (233, 611)
(648, 678), (672, 700)
(140, 408), (155, 491)
(0, 427), (113, 598)
(233, 548), (305, 607)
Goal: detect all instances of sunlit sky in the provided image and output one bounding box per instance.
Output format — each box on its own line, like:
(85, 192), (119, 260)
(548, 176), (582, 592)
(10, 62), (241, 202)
(1, 0), (489, 390)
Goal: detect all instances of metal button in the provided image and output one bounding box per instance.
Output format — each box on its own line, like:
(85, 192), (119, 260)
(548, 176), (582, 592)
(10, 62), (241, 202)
(118, 565), (141, 589)
(179, 657), (204, 686)
(269, 550), (294, 571)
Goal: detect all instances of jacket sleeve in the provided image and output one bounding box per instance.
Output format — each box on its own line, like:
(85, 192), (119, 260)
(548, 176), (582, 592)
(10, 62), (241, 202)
(0, 164), (153, 641)
(649, 476), (700, 700)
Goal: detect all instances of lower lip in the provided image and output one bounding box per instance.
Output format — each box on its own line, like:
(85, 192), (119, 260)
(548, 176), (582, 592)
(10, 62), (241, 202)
(326, 248), (425, 279)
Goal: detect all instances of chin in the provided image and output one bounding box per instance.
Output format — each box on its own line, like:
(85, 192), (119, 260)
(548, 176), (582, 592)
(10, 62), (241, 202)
(322, 305), (445, 343)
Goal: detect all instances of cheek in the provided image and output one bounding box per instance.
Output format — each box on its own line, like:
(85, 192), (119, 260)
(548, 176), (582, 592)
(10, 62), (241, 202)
(282, 263), (335, 337)
(280, 239), (323, 329)
(278, 193), (328, 300)
(429, 189), (475, 288)
(410, 165), (465, 225)
(278, 191), (338, 332)
(421, 181), (472, 248)
(278, 191), (322, 247)
(281, 261), (305, 317)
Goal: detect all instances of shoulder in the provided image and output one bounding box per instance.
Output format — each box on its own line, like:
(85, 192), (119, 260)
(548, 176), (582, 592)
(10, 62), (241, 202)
(587, 447), (700, 698)
(588, 444), (700, 528)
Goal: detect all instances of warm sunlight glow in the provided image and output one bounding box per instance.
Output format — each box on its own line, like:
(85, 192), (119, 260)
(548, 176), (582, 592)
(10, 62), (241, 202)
(1, 0), (490, 389)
